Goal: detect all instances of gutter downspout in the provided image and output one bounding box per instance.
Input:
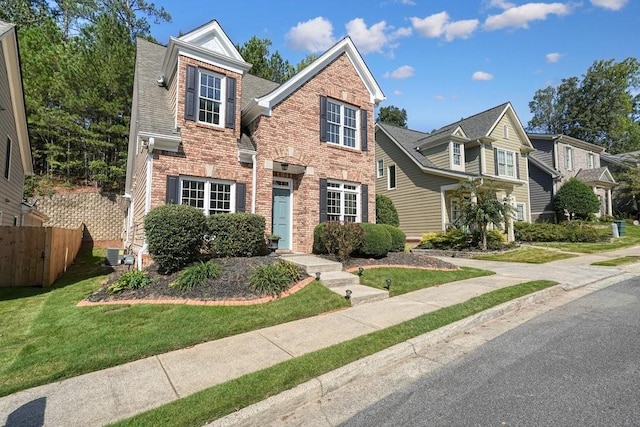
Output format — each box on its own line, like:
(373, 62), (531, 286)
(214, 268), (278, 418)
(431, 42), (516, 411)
(137, 243), (147, 271)
(251, 153), (257, 213)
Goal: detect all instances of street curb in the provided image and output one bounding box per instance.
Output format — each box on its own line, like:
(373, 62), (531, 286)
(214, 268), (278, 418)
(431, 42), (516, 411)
(210, 279), (605, 427)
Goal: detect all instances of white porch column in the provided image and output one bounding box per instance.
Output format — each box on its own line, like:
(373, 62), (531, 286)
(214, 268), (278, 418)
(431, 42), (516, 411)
(505, 194), (515, 243)
(607, 188), (613, 216)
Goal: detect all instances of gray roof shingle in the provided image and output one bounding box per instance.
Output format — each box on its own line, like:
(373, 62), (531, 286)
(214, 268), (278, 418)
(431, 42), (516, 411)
(241, 73), (279, 109)
(377, 123), (437, 168)
(576, 167), (614, 183)
(135, 38), (180, 138)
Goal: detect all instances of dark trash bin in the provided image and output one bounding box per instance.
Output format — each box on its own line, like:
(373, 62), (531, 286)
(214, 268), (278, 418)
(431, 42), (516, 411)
(614, 220), (626, 236)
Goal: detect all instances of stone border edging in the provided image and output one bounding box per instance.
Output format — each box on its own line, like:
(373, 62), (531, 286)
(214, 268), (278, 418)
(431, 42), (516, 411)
(76, 277), (316, 307)
(344, 265), (460, 273)
(211, 274), (630, 426)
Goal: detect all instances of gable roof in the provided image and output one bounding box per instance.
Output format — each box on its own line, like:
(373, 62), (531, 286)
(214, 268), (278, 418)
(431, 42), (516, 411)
(242, 37), (385, 125)
(527, 133), (605, 153)
(575, 167), (616, 186)
(241, 73), (279, 110)
(415, 102), (533, 151)
(0, 20), (32, 175)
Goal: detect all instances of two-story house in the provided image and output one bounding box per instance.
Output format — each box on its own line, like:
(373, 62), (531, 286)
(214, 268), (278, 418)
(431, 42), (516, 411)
(375, 102), (533, 242)
(527, 133), (616, 221)
(123, 20), (385, 259)
(0, 21), (44, 226)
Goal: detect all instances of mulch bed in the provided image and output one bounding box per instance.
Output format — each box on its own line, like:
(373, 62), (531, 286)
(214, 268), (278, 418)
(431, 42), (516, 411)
(86, 252), (459, 304)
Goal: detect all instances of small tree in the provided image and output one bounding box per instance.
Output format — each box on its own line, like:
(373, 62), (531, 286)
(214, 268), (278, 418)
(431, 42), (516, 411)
(376, 194), (400, 226)
(553, 178), (600, 220)
(454, 179), (513, 250)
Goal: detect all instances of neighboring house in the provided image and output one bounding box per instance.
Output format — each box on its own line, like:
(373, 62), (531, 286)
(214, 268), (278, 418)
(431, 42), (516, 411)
(527, 133), (616, 221)
(124, 20), (384, 259)
(0, 21), (43, 226)
(375, 102), (533, 242)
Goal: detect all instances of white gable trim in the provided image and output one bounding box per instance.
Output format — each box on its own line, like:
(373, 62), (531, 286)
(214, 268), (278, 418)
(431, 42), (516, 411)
(242, 37), (385, 124)
(178, 20), (245, 63)
(486, 103), (533, 150)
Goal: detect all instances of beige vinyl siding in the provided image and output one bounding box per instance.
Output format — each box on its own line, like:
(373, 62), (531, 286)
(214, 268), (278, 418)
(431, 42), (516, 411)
(420, 144), (450, 169)
(376, 132), (459, 238)
(0, 43), (25, 225)
(464, 145), (480, 175)
(512, 183), (530, 222)
(131, 150), (148, 250)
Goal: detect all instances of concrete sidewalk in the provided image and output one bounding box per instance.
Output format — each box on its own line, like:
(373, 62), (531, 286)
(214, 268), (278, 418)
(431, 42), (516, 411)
(2, 246), (639, 426)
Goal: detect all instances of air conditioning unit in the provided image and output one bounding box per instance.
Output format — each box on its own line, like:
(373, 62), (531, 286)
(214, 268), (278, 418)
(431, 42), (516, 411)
(105, 248), (123, 266)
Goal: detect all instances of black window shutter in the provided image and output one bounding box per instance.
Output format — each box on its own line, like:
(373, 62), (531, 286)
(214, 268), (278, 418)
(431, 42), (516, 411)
(225, 77), (236, 129)
(515, 153), (520, 179)
(494, 147), (499, 175)
(319, 178), (327, 223)
(360, 109), (368, 151)
(361, 184), (369, 223)
(319, 96), (328, 142)
(235, 182), (246, 212)
(184, 65), (197, 121)
(166, 175), (179, 204)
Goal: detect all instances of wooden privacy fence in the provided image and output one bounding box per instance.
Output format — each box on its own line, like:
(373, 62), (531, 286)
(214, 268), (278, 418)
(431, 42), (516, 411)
(0, 224), (84, 287)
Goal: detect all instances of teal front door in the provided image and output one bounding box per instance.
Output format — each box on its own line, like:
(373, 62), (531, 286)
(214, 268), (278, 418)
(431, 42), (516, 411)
(272, 187), (291, 250)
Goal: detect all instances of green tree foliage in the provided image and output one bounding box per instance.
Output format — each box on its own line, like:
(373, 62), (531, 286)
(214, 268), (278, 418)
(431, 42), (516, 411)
(11, 0), (169, 192)
(553, 178), (601, 221)
(377, 105), (408, 128)
(375, 194), (400, 226)
(611, 160), (640, 216)
(454, 179), (513, 250)
(528, 58), (640, 153)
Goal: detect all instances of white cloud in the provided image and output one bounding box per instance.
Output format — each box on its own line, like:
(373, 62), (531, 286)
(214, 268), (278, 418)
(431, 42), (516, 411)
(546, 52), (563, 63)
(434, 95), (446, 101)
(444, 19), (480, 41)
(410, 12), (449, 38)
(393, 90), (403, 96)
(384, 65), (415, 79)
(488, 0), (516, 9)
(286, 17), (336, 52)
(391, 26), (413, 39)
(411, 11), (479, 41)
(396, 0), (416, 5)
(346, 18), (389, 54)
(472, 71), (494, 81)
(484, 3), (571, 31)
(591, 0), (628, 10)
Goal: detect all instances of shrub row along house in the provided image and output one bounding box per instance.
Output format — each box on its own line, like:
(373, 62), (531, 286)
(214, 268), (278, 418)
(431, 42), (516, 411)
(123, 20), (385, 259)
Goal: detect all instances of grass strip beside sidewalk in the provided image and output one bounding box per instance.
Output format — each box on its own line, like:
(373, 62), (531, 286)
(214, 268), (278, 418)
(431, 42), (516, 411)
(112, 280), (557, 427)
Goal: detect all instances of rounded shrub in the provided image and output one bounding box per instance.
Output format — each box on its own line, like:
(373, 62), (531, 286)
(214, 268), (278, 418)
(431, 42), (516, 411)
(379, 224), (406, 252)
(313, 223), (328, 254)
(357, 223), (392, 258)
(376, 194), (400, 227)
(207, 213), (266, 257)
(144, 204), (207, 273)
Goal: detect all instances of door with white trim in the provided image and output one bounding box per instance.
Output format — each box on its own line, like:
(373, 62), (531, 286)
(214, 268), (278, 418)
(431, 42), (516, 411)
(272, 179), (292, 250)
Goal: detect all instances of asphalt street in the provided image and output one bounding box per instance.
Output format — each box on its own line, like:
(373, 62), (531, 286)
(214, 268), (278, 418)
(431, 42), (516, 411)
(341, 277), (640, 427)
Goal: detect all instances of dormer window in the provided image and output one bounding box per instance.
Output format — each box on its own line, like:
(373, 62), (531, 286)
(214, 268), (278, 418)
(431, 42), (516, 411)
(184, 64), (236, 129)
(451, 142), (464, 171)
(199, 70), (224, 125)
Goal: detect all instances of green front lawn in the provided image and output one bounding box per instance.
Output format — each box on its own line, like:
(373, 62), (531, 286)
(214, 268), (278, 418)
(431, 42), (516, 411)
(474, 247), (578, 264)
(358, 267), (494, 296)
(591, 256), (640, 266)
(531, 222), (640, 253)
(113, 280), (558, 427)
(0, 249), (349, 397)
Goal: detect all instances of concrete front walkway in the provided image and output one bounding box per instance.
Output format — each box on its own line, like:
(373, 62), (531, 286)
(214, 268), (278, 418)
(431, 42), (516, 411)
(1, 247), (639, 426)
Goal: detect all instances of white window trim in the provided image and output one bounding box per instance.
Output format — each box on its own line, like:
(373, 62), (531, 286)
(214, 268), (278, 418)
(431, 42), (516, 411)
(326, 98), (360, 150)
(376, 159), (384, 178)
(496, 148), (516, 178)
(326, 180), (360, 223)
(387, 164), (397, 190)
(179, 176), (235, 215)
(565, 146), (573, 170)
(450, 141), (465, 171)
(516, 203), (525, 221)
(588, 152), (594, 169)
(197, 69), (226, 128)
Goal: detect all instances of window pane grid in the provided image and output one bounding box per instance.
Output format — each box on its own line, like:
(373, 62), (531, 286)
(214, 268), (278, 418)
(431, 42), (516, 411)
(497, 149), (515, 178)
(326, 100), (358, 148)
(209, 183), (231, 214)
(326, 181), (359, 223)
(199, 72), (222, 125)
(181, 180), (205, 209)
(180, 179), (233, 215)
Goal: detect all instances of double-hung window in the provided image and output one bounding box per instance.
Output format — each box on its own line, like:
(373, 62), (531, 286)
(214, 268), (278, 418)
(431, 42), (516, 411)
(327, 99), (358, 148)
(377, 159), (384, 178)
(565, 146), (573, 170)
(496, 149), (516, 178)
(452, 143), (462, 166)
(588, 153), (594, 169)
(388, 165), (397, 189)
(180, 178), (234, 215)
(326, 181), (359, 223)
(516, 203), (525, 221)
(198, 70), (224, 126)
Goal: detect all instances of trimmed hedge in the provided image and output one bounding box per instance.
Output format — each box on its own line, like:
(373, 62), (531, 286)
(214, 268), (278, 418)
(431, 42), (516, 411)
(357, 223), (392, 258)
(379, 224), (406, 252)
(207, 213), (266, 257)
(144, 204), (207, 273)
(514, 221), (603, 243)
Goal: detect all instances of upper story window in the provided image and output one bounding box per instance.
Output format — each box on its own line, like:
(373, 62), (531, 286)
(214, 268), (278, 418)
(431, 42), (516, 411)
(588, 153), (595, 169)
(565, 146), (573, 170)
(451, 142), (464, 170)
(4, 137), (11, 180)
(180, 177), (234, 215)
(326, 181), (359, 223)
(388, 164), (397, 189)
(496, 148), (516, 178)
(327, 99), (358, 148)
(184, 65), (236, 130)
(377, 159), (384, 178)
(198, 71), (224, 126)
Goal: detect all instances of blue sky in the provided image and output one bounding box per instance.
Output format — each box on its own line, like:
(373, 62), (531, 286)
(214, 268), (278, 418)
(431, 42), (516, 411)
(149, 0), (638, 133)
